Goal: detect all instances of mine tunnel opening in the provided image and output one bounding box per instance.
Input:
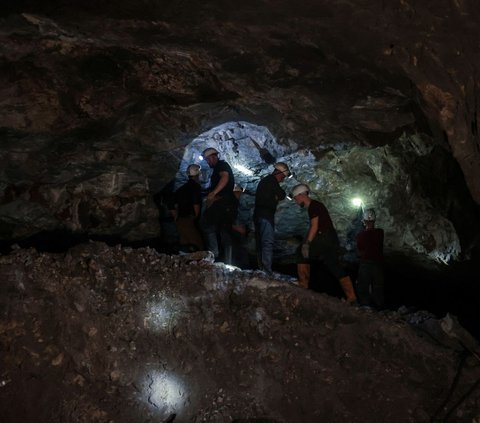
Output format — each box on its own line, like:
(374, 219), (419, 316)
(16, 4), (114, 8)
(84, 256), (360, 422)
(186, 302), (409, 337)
(171, 120), (294, 193)
(161, 120), (309, 260)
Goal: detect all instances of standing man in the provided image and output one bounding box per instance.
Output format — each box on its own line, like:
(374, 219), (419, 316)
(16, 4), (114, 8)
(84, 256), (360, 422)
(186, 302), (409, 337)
(201, 147), (236, 264)
(292, 184), (357, 304)
(231, 184), (250, 268)
(254, 162), (291, 274)
(356, 208), (384, 309)
(169, 164), (204, 252)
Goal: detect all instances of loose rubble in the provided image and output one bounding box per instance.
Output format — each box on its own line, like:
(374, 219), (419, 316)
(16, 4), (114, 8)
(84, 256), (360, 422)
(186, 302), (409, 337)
(1, 242), (479, 422)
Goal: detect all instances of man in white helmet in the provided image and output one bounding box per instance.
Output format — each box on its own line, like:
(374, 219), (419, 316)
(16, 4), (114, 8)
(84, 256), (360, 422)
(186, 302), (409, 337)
(292, 184), (357, 304)
(201, 147), (236, 264)
(355, 208), (384, 308)
(169, 164), (204, 252)
(253, 162), (290, 273)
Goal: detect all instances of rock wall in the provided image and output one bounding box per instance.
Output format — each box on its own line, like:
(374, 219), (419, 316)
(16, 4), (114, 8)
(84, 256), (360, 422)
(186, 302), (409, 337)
(0, 2), (479, 263)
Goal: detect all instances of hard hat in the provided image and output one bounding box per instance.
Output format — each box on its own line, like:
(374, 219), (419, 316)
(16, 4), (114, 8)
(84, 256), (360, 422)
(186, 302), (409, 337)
(233, 184), (243, 192)
(187, 164), (201, 177)
(363, 208), (376, 221)
(274, 162), (291, 177)
(202, 147), (219, 158)
(292, 184), (309, 198)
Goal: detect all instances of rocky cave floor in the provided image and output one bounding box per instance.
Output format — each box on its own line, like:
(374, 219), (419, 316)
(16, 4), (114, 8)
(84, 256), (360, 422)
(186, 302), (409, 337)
(1, 242), (480, 423)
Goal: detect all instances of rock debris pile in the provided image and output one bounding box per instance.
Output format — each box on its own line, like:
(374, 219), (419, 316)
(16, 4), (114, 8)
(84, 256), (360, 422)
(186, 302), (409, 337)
(1, 242), (479, 422)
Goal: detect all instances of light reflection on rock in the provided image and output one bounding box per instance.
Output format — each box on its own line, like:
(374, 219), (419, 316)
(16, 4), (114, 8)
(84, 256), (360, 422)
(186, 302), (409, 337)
(144, 298), (181, 332)
(144, 370), (187, 417)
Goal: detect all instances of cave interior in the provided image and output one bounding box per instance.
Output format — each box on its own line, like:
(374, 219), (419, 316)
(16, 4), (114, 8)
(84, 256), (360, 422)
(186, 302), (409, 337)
(1, 0), (480, 421)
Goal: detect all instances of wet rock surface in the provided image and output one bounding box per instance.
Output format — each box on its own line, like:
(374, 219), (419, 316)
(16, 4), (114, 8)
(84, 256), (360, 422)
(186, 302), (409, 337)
(1, 242), (480, 422)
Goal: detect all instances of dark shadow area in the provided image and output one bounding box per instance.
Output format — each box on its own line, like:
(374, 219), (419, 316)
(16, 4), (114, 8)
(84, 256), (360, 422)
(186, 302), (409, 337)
(277, 253), (480, 341)
(384, 254), (480, 341)
(0, 230), (171, 255)
(309, 262), (345, 299)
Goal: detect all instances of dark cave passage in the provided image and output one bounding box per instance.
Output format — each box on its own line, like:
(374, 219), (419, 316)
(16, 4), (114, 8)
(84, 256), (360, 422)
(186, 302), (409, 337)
(382, 259), (480, 341)
(276, 257), (480, 341)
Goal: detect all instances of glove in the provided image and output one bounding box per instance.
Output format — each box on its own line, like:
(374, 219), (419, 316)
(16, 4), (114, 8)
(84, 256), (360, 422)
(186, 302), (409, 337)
(301, 242), (310, 259)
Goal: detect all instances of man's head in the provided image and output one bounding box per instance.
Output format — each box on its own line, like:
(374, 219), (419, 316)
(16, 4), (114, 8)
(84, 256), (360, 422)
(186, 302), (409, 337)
(186, 164), (201, 180)
(273, 162), (291, 182)
(362, 208), (376, 227)
(292, 184), (310, 208)
(202, 147), (219, 168)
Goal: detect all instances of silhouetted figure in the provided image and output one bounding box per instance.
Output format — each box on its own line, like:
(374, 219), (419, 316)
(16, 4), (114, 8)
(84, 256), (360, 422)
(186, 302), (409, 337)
(356, 208), (385, 308)
(201, 147), (237, 264)
(231, 184), (250, 268)
(254, 162), (291, 274)
(169, 164), (204, 253)
(153, 180), (178, 254)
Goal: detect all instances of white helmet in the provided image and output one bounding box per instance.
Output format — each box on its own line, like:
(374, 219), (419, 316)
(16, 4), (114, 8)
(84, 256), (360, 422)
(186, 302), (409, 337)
(274, 162), (291, 177)
(187, 164), (201, 177)
(292, 184), (309, 198)
(202, 147), (219, 158)
(363, 208), (376, 222)
(233, 184), (244, 192)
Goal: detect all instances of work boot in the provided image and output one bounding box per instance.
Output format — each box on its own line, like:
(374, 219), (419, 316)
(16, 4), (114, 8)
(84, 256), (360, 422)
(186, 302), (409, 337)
(297, 263), (310, 289)
(339, 276), (357, 304)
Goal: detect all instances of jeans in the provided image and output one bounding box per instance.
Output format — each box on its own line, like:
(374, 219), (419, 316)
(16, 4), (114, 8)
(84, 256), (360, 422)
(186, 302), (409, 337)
(356, 261), (384, 308)
(203, 222), (233, 264)
(255, 217), (274, 273)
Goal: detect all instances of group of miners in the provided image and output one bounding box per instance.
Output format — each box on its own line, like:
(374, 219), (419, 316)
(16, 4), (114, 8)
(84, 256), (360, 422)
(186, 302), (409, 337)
(168, 147), (384, 309)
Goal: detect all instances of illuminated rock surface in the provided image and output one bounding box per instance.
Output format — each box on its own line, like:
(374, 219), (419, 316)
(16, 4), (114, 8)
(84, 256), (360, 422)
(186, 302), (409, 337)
(1, 243), (479, 422)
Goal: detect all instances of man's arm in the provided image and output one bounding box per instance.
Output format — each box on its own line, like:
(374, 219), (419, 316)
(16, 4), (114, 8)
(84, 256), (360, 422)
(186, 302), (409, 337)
(306, 216), (319, 243)
(207, 171), (229, 201)
(193, 204), (201, 218)
(169, 207), (178, 221)
(301, 215), (319, 259)
(274, 181), (286, 201)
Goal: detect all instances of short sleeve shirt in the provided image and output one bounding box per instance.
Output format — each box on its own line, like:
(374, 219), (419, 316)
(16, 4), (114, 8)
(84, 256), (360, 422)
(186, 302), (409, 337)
(254, 174), (286, 221)
(210, 160), (235, 197)
(175, 179), (202, 218)
(308, 200), (335, 233)
(356, 228), (384, 262)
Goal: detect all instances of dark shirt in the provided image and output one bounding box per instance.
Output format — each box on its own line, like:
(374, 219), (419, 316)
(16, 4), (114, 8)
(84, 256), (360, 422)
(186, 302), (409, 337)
(308, 200), (335, 233)
(174, 179), (202, 218)
(356, 228), (384, 262)
(210, 160), (235, 197)
(254, 174), (286, 221)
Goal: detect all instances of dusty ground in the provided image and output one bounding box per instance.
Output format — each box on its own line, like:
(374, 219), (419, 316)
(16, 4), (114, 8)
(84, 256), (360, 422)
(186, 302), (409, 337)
(1, 242), (479, 422)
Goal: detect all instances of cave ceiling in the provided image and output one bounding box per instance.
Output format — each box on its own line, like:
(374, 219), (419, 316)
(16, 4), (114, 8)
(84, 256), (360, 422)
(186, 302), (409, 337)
(0, 0), (479, 262)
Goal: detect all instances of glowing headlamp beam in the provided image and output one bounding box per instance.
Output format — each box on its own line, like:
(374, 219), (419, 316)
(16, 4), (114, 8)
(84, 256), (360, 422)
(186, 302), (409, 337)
(351, 197), (363, 207)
